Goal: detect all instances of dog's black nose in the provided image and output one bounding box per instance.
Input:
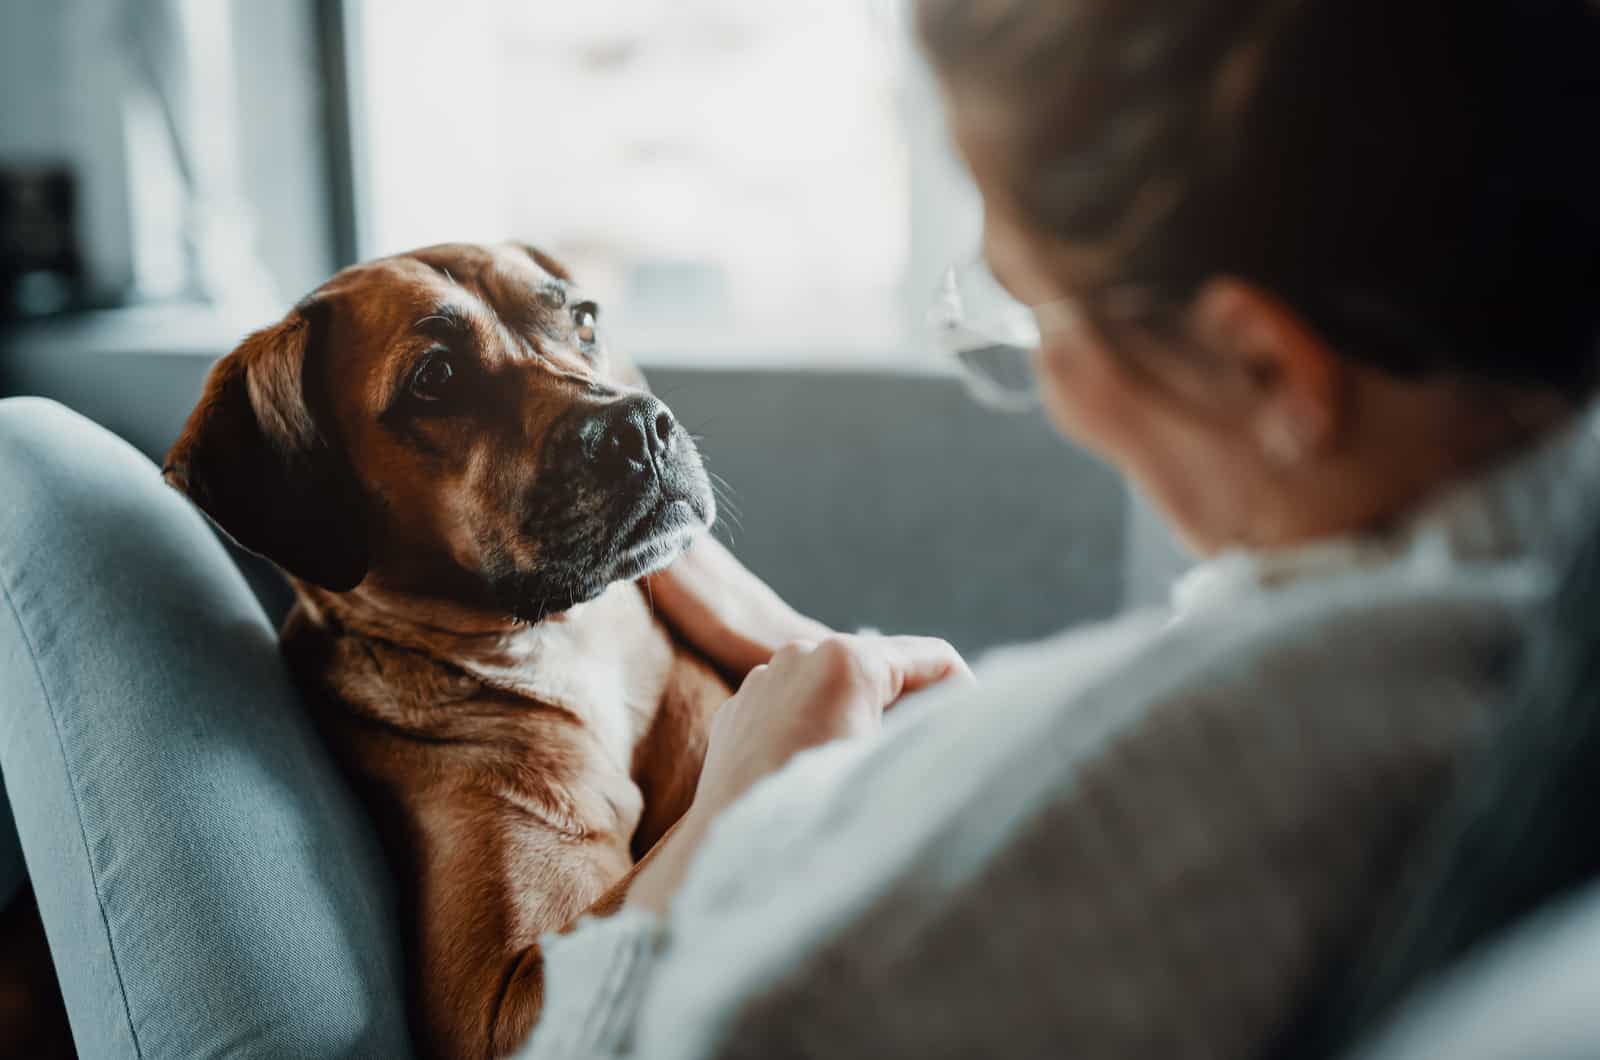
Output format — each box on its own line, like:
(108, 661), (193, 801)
(588, 395), (675, 473)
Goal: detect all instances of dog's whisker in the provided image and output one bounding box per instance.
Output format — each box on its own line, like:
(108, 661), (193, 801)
(712, 486), (744, 521)
(707, 475), (742, 510)
(709, 482), (744, 524)
(707, 479), (746, 537)
(688, 415), (732, 437)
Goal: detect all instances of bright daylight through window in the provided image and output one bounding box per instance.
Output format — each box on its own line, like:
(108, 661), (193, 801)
(358, 0), (970, 361)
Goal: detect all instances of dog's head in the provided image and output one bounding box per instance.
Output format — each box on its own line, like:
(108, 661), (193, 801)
(165, 242), (715, 621)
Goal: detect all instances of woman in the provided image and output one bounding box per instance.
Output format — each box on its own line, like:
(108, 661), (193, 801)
(519, 1), (1600, 1057)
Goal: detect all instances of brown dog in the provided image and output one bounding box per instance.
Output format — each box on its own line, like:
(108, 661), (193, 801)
(164, 242), (732, 1059)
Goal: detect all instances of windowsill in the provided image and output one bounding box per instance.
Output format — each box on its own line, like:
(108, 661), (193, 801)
(2, 301), (257, 359)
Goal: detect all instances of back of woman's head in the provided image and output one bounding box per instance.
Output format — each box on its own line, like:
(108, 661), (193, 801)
(917, 0), (1600, 391)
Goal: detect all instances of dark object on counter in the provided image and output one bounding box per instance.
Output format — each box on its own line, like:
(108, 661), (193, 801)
(1, 164), (85, 320)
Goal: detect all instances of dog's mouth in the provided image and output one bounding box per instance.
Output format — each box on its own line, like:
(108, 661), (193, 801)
(607, 491), (713, 582)
(492, 469), (716, 623)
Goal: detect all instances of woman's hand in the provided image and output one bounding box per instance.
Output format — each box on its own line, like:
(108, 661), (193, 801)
(644, 536), (834, 683)
(690, 635), (973, 819)
(625, 634), (972, 913)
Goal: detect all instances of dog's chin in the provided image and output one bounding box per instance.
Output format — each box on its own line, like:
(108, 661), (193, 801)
(495, 492), (715, 623)
(610, 493), (713, 578)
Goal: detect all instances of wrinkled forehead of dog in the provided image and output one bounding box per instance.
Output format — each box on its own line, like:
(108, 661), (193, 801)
(311, 241), (634, 391)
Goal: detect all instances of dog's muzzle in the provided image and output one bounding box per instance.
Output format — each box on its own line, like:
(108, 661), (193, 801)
(509, 393), (714, 618)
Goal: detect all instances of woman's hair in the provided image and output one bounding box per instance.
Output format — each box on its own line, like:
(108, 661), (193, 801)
(917, 0), (1600, 391)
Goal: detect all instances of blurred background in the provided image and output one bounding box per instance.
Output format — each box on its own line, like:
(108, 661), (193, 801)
(0, 0), (1187, 656)
(1, 0), (970, 354)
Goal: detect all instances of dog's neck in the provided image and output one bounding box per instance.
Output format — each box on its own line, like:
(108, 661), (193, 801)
(297, 578), (545, 659)
(293, 577), (679, 764)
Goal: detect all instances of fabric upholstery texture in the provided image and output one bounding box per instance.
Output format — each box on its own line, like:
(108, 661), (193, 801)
(0, 397), (412, 1059)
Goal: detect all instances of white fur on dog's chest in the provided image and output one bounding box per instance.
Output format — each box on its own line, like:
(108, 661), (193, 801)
(457, 582), (673, 771)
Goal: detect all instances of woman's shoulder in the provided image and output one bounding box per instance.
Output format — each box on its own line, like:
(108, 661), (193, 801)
(1005, 553), (1543, 709)
(1162, 556), (1543, 701)
(930, 554), (1548, 798)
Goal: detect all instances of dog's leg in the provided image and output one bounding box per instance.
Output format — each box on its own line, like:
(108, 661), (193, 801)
(463, 827), (679, 1058)
(628, 652), (731, 859)
(468, 651), (731, 1054)
(414, 779), (680, 1060)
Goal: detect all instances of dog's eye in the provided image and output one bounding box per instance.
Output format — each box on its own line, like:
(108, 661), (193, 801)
(410, 353), (455, 401)
(573, 302), (600, 347)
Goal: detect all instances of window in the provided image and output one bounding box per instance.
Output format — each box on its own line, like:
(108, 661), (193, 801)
(354, 0), (977, 361)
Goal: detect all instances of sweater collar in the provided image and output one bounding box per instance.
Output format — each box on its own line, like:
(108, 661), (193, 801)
(1171, 403), (1600, 615)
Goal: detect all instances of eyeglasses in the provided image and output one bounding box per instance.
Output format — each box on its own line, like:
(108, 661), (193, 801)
(928, 261), (1039, 411)
(931, 260), (1466, 416)
(928, 260), (1087, 412)
(930, 260), (1208, 411)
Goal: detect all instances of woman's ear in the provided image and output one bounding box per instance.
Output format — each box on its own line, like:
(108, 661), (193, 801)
(1189, 277), (1348, 465)
(163, 303), (371, 591)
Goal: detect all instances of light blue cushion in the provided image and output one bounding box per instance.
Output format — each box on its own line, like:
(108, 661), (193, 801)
(0, 397), (412, 1058)
(1349, 880), (1600, 1060)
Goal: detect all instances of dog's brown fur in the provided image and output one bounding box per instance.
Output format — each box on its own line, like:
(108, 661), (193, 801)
(165, 243), (730, 1059)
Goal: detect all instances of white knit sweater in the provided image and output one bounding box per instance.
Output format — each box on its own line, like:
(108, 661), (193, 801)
(518, 410), (1600, 1060)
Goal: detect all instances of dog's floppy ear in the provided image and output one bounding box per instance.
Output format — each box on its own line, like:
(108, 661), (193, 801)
(164, 301), (370, 591)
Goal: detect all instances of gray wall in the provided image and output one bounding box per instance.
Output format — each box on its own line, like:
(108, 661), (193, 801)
(0, 3), (72, 157)
(1, 336), (1132, 657)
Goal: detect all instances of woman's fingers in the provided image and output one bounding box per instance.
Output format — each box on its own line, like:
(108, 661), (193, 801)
(689, 633), (973, 839)
(873, 635), (975, 699)
(787, 634), (971, 706)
